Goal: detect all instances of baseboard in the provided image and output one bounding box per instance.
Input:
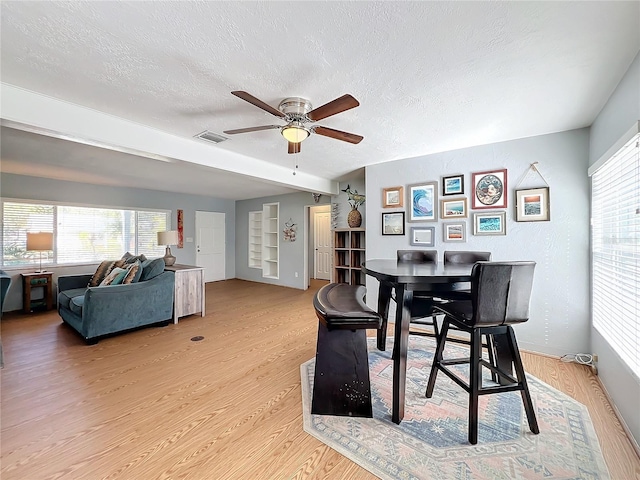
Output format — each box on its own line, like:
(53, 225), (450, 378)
(594, 375), (640, 459)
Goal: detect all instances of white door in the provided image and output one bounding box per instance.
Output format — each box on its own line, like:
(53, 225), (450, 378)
(314, 211), (331, 280)
(196, 211), (225, 282)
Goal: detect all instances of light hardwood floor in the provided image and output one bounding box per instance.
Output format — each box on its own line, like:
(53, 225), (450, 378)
(1, 279), (639, 479)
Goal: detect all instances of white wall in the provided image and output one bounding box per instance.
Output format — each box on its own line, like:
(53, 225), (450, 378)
(235, 191), (331, 289)
(365, 128), (591, 357)
(589, 51), (640, 168)
(588, 51), (640, 445)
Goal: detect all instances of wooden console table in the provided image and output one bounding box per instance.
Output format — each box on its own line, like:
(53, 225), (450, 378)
(164, 264), (205, 323)
(21, 271), (54, 313)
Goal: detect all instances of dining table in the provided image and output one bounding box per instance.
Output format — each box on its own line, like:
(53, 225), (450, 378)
(362, 259), (512, 424)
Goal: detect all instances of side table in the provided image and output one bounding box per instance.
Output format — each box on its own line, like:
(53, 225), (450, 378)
(164, 264), (205, 323)
(21, 271), (54, 313)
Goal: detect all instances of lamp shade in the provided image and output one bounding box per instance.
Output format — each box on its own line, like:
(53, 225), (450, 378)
(26, 232), (53, 251)
(157, 230), (179, 246)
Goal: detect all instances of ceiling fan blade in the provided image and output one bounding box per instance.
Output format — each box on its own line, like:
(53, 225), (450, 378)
(231, 91), (286, 118)
(307, 94), (360, 121)
(223, 125), (281, 135)
(288, 142), (301, 154)
(313, 126), (363, 144)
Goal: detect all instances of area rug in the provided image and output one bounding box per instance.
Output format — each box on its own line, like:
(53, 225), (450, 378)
(301, 336), (610, 480)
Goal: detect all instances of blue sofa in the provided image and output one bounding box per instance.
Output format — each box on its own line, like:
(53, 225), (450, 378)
(57, 258), (175, 344)
(0, 269), (10, 316)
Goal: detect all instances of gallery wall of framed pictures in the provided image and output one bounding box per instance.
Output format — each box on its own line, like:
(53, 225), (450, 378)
(380, 166), (550, 245)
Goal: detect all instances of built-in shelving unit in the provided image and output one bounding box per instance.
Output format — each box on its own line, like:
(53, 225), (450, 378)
(332, 228), (365, 285)
(261, 202), (279, 279)
(248, 210), (262, 269)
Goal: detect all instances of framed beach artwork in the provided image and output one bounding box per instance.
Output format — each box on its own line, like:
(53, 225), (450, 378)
(442, 174), (464, 196)
(440, 198), (468, 219)
(410, 226), (435, 246)
(382, 212), (405, 235)
(472, 169), (507, 209)
(515, 187), (550, 222)
(408, 182), (438, 222)
(443, 222), (466, 242)
(473, 211), (506, 235)
(382, 186), (404, 208)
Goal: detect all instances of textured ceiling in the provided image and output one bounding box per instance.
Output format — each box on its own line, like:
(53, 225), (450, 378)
(1, 1), (639, 199)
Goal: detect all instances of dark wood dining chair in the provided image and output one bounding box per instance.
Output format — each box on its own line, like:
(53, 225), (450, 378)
(438, 251), (492, 301)
(395, 250), (440, 340)
(426, 261), (539, 444)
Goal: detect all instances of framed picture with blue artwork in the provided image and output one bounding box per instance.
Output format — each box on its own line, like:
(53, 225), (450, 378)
(442, 174), (464, 196)
(473, 211), (506, 235)
(408, 182), (438, 222)
(472, 169), (507, 209)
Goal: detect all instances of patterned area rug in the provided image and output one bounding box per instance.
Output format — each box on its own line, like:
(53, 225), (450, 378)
(301, 336), (610, 480)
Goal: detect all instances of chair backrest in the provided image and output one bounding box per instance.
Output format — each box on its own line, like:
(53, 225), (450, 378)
(444, 251), (492, 265)
(471, 261), (535, 326)
(397, 250), (437, 264)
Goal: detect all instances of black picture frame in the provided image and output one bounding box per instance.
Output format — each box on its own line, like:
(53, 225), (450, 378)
(442, 174), (464, 196)
(382, 212), (405, 235)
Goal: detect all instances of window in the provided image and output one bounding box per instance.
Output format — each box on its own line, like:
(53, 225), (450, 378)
(1, 200), (169, 269)
(591, 133), (640, 377)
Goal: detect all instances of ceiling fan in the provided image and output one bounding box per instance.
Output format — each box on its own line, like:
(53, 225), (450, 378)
(223, 91), (363, 154)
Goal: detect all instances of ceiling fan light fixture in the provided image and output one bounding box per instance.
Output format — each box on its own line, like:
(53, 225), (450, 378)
(281, 123), (310, 143)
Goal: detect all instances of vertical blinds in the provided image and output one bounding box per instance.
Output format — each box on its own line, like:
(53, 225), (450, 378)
(591, 133), (640, 377)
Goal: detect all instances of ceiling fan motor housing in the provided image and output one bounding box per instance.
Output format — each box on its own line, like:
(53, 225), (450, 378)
(278, 97), (313, 120)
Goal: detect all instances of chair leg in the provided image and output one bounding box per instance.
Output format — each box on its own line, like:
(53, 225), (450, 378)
(468, 328), (482, 444)
(425, 319), (450, 398)
(432, 313), (440, 343)
(506, 326), (540, 435)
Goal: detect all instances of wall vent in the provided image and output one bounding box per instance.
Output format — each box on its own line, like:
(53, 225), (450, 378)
(194, 130), (228, 144)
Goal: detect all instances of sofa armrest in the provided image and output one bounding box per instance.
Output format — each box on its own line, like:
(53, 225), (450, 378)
(58, 274), (92, 292)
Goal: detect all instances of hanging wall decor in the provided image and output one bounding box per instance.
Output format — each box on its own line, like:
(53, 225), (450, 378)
(177, 209), (184, 248)
(382, 186), (404, 208)
(442, 174), (464, 196)
(514, 163), (551, 222)
(382, 212), (405, 235)
(472, 169), (507, 209)
(408, 182), (438, 222)
(331, 203), (339, 230)
(283, 218), (297, 242)
(410, 226), (435, 246)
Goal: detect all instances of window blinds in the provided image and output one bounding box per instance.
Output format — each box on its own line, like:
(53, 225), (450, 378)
(1, 201), (168, 268)
(591, 133), (640, 377)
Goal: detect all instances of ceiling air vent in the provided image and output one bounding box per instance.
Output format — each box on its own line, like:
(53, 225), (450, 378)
(194, 130), (228, 144)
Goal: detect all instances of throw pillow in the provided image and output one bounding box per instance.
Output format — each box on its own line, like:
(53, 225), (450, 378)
(139, 258), (166, 282)
(99, 267), (128, 286)
(121, 261), (142, 284)
(89, 259), (126, 287)
(121, 252), (147, 265)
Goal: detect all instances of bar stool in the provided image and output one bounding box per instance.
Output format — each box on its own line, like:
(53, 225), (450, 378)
(425, 261), (539, 444)
(396, 250), (440, 340)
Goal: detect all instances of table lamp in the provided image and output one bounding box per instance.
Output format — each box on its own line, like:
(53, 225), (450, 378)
(26, 232), (53, 273)
(157, 230), (179, 266)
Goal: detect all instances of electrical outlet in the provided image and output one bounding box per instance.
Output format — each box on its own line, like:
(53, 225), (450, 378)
(592, 354), (598, 363)
(295, 272), (299, 278)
